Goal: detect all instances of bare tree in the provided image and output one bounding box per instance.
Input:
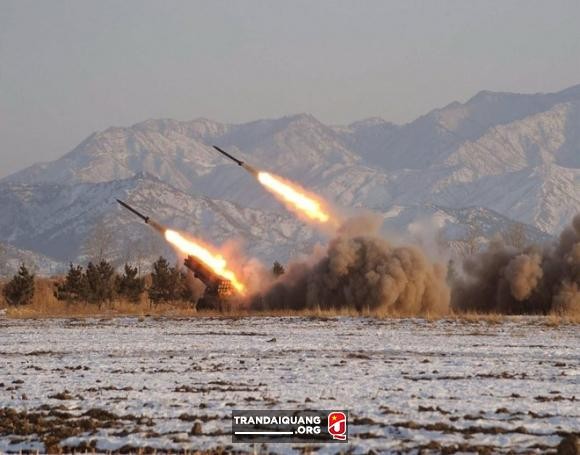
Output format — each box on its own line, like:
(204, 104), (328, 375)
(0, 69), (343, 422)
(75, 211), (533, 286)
(0, 243), (7, 277)
(435, 229), (450, 256)
(122, 237), (152, 277)
(136, 235), (164, 277)
(83, 220), (116, 263)
(501, 222), (527, 250)
(462, 224), (482, 257)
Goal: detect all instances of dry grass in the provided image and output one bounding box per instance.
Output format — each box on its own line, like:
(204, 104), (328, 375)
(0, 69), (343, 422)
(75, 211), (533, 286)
(1, 278), (578, 325)
(6, 303), (580, 324)
(3, 277), (199, 319)
(6, 300), (200, 319)
(6, 299), (200, 320)
(0, 280), (5, 308)
(542, 313), (580, 326)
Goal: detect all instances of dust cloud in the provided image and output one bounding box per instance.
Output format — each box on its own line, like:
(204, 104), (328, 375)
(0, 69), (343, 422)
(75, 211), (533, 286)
(452, 214), (580, 315)
(250, 214), (450, 316)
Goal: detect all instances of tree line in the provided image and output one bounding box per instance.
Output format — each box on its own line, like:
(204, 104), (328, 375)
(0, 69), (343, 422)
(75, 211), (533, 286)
(1, 257), (197, 307)
(1, 257), (286, 307)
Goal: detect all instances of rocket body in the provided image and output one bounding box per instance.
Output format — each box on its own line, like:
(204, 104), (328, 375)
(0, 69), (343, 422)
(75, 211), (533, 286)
(116, 199), (165, 234)
(213, 146), (244, 166)
(212, 145), (258, 176)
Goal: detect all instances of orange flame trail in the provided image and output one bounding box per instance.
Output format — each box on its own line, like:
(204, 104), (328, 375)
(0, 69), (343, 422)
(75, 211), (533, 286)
(257, 171), (333, 224)
(164, 229), (246, 294)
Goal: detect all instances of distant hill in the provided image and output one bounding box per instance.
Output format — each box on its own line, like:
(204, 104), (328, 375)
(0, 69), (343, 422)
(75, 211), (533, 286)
(1, 84), (578, 273)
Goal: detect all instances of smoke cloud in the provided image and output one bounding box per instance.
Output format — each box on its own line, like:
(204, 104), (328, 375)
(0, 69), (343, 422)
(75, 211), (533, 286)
(250, 215), (450, 316)
(452, 214), (580, 316)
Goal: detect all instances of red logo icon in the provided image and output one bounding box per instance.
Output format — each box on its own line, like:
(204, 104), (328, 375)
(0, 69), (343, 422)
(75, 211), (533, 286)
(327, 411), (347, 440)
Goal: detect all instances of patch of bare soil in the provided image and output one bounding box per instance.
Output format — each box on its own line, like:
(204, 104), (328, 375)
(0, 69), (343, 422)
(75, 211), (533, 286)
(404, 371), (531, 381)
(173, 384), (260, 393)
(390, 419), (572, 440)
(0, 406), (161, 453)
(535, 394), (577, 402)
(411, 440), (554, 455)
(0, 407), (122, 453)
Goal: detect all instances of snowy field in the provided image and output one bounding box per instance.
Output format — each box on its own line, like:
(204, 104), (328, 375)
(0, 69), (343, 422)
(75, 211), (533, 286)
(0, 316), (578, 454)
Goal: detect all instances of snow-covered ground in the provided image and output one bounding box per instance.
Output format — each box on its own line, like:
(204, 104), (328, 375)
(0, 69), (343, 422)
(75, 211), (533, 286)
(0, 317), (578, 453)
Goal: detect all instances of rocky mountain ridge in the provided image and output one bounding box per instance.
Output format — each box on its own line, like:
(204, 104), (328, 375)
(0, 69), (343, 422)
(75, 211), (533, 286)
(1, 84), (578, 274)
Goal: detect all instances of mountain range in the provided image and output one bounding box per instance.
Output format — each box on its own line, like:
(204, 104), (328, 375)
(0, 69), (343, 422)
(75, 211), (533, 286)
(1, 84), (578, 275)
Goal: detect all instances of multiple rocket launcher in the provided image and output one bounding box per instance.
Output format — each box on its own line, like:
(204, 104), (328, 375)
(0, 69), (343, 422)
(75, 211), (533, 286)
(117, 145), (333, 306)
(116, 197), (236, 307)
(116, 146), (262, 306)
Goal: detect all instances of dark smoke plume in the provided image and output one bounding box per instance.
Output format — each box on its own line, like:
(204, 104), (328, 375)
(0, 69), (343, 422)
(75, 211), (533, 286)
(452, 214), (580, 315)
(251, 215), (450, 316)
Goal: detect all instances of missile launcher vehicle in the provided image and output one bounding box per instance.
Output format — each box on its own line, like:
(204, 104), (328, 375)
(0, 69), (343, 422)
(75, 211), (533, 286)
(116, 199), (237, 310)
(184, 255), (236, 310)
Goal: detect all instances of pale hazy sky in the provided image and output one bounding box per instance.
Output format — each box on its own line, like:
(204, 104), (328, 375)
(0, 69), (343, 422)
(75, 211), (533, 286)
(1, 0), (579, 178)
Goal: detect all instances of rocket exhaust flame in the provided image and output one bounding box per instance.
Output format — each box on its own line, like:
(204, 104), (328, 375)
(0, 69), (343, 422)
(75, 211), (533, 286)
(257, 172), (332, 223)
(212, 146), (335, 225)
(164, 229), (246, 294)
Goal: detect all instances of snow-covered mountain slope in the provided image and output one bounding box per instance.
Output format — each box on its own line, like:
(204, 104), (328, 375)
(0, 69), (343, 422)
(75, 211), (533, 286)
(0, 242), (65, 276)
(0, 175), (551, 273)
(1, 85), (579, 270)
(381, 204), (552, 246)
(0, 174), (323, 267)
(349, 84), (580, 170)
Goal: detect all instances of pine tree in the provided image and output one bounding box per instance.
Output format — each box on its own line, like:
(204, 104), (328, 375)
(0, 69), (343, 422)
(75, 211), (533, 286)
(272, 261), (285, 277)
(149, 256), (172, 303)
(54, 264), (87, 302)
(85, 260), (116, 307)
(3, 265), (35, 306)
(149, 257), (169, 302)
(116, 264), (145, 303)
(149, 257), (183, 303)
